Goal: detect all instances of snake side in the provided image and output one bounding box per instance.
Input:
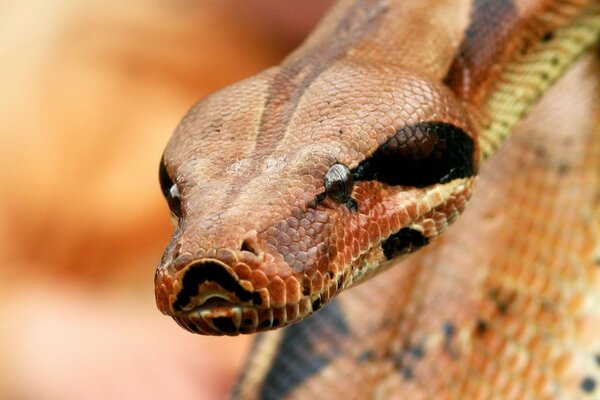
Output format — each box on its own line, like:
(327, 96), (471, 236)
(155, 0), (600, 398)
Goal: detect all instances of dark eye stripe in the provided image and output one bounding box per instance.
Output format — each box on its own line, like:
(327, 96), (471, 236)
(351, 122), (475, 187)
(381, 228), (429, 260)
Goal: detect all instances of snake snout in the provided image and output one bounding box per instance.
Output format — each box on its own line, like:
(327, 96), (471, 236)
(154, 258), (267, 335)
(155, 228), (323, 335)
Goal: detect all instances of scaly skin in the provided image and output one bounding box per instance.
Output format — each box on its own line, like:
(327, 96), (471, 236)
(155, 0), (600, 398)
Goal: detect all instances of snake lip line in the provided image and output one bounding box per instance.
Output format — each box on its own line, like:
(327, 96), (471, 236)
(158, 255), (344, 335)
(171, 296), (326, 335)
(195, 296), (240, 310)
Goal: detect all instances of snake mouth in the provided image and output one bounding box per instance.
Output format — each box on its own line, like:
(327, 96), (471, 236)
(172, 296), (320, 335)
(196, 296), (239, 310)
(173, 296), (245, 335)
(171, 259), (264, 312)
(158, 255), (342, 335)
(165, 260), (334, 335)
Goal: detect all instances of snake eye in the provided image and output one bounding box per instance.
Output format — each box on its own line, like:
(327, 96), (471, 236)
(324, 163), (357, 211)
(159, 157), (182, 219)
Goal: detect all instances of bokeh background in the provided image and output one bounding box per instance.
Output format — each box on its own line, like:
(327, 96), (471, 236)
(0, 1), (332, 399)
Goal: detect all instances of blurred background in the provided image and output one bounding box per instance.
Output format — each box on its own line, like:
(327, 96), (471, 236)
(0, 1), (333, 399)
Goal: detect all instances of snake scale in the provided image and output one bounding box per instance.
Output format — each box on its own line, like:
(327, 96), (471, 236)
(155, 0), (600, 398)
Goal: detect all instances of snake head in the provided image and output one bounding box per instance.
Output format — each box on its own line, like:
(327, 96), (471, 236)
(155, 64), (478, 335)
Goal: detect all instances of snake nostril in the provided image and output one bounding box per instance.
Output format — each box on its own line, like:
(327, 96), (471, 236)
(240, 239), (259, 255)
(239, 230), (261, 257)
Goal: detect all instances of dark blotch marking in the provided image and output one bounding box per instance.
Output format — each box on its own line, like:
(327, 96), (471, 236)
(442, 321), (460, 359)
(497, 302), (509, 315)
(401, 368), (414, 380)
(173, 261), (258, 311)
(595, 354), (600, 367)
(443, 321), (456, 338)
(358, 350), (375, 363)
(488, 288), (515, 316)
(558, 162), (570, 175)
(252, 292), (263, 306)
(581, 377), (597, 393)
(391, 358), (414, 381)
(212, 317), (237, 334)
(390, 340), (426, 380)
(391, 352), (405, 373)
(255, 301), (349, 400)
(312, 298), (322, 311)
(260, 320), (271, 328)
(445, 0), (518, 96)
(407, 344), (425, 359)
(382, 228), (429, 260)
(542, 31), (554, 42)
(352, 122), (475, 188)
(302, 276), (311, 296)
(475, 319), (489, 336)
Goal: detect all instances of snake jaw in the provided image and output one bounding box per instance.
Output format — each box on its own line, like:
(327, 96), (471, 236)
(155, 253), (316, 335)
(154, 241), (354, 335)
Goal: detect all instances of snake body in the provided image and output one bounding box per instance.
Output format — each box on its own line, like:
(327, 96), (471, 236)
(156, 0), (600, 398)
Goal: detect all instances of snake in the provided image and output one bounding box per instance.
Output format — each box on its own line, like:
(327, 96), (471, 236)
(155, 0), (600, 398)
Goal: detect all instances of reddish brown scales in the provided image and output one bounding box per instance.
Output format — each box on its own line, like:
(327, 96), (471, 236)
(156, 60), (478, 334)
(445, 0), (519, 102)
(156, 0), (600, 397)
(446, 0), (599, 107)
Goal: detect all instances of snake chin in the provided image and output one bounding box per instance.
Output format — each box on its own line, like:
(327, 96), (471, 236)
(171, 303), (287, 336)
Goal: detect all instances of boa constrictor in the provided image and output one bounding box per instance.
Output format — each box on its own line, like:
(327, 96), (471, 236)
(155, 0), (600, 398)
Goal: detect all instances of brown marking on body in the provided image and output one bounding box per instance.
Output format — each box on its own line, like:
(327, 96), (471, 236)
(252, 0), (386, 157)
(445, 0), (519, 103)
